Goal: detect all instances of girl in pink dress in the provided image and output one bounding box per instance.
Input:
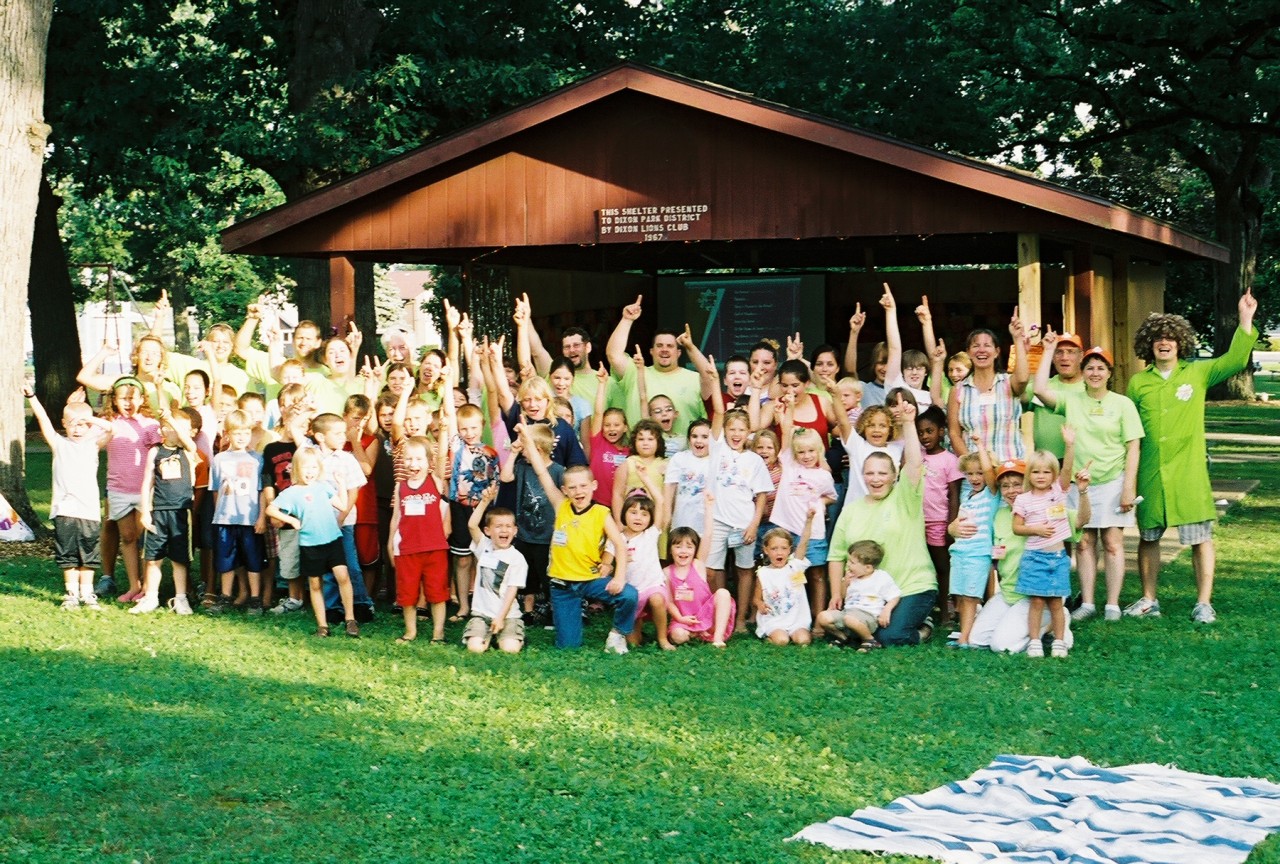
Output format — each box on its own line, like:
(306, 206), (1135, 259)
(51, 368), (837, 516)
(664, 495), (735, 648)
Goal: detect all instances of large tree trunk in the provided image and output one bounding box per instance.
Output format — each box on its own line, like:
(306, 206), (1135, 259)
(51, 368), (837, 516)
(28, 172), (82, 412)
(1210, 172), (1265, 401)
(1, 0), (55, 531)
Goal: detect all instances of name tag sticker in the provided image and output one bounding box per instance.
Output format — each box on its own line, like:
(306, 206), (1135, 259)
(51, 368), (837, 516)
(790, 570), (807, 586)
(992, 544), (1007, 560)
(1047, 503), (1067, 520)
(552, 529), (568, 547)
(675, 587), (695, 602)
(403, 497), (426, 516)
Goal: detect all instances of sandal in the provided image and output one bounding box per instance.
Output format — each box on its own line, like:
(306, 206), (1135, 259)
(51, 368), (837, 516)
(395, 636), (415, 644)
(430, 637), (447, 645)
(857, 639), (883, 653)
(345, 619), (360, 638)
(315, 626), (330, 638)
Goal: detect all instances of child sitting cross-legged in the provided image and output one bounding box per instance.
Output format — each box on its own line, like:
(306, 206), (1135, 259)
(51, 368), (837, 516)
(664, 493), (735, 648)
(463, 485), (527, 654)
(817, 540), (900, 652)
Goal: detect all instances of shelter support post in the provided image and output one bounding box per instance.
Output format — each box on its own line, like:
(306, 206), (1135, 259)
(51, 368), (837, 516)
(1069, 243), (1094, 342)
(329, 256), (356, 328)
(1017, 233), (1042, 455)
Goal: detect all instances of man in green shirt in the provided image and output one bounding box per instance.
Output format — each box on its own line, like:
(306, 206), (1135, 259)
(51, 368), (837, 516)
(605, 295), (706, 438)
(1030, 331), (1084, 459)
(1125, 289), (1258, 625)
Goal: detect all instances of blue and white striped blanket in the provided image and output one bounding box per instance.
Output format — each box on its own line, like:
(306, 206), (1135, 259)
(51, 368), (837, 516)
(791, 754), (1280, 864)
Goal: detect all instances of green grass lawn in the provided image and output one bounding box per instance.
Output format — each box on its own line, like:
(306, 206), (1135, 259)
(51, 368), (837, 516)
(4, 430), (1280, 863)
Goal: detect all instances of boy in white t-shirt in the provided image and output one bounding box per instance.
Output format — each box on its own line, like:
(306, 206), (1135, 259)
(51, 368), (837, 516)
(817, 540), (901, 651)
(464, 486), (527, 653)
(26, 387), (113, 610)
(312, 413), (375, 621)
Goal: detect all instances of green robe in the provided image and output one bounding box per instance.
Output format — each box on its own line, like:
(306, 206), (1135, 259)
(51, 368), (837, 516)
(1126, 325), (1257, 530)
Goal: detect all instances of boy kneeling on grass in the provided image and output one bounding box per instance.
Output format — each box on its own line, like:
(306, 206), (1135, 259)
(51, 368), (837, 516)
(464, 485), (527, 653)
(518, 423), (637, 653)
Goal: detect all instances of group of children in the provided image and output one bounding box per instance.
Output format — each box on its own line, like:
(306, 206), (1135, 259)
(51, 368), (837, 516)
(27, 281), (1239, 660)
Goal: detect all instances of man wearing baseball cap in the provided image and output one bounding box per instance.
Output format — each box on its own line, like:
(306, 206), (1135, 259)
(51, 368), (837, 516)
(1031, 331), (1084, 459)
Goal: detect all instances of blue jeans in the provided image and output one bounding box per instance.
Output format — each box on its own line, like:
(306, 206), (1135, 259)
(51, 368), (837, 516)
(323, 525), (373, 611)
(550, 577), (639, 648)
(877, 590), (937, 646)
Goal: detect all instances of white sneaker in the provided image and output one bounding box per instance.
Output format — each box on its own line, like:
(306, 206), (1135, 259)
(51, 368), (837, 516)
(1070, 603), (1096, 622)
(1123, 597), (1161, 618)
(604, 630), (630, 655)
(1103, 604), (1121, 621)
(130, 595), (160, 614)
(1026, 638), (1044, 658)
(81, 592), (102, 610)
(1050, 639), (1069, 658)
(269, 597), (304, 615)
(168, 595), (193, 616)
(60, 593), (80, 611)
(1191, 602), (1217, 624)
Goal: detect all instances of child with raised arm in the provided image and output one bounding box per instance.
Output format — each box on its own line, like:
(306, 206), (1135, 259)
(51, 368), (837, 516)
(388, 435), (451, 643)
(518, 422), (638, 652)
(613, 465), (675, 650)
(264, 447), (360, 637)
(312, 412), (376, 621)
(816, 540), (900, 651)
(664, 494), (735, 648)
(1014, 427), (1091, 658)
(754, 507), (818, 646)
(588, 362), (630, 507)
(704, 362), (773, 634)
(773, 399), (839, 615)
(946, 447), (1000, 647)
(134, 408), (200, 614)
(25, 387), (113, 609)
(464, 486), (527, 653)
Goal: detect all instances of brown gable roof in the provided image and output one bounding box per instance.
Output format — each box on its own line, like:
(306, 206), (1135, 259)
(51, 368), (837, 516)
(222, 62), (1226, 263)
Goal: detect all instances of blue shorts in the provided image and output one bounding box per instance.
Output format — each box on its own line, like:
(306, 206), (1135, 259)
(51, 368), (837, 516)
(1015, 548), (1071, 598)
(791, 532), (829, 566)
(214, 524), (267, 574)
(950, 552), (991, 598)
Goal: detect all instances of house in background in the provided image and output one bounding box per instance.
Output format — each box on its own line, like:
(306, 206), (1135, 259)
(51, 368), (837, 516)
(383, 268), (442, 350)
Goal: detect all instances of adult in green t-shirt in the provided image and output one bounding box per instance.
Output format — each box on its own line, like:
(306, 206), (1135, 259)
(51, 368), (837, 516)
(605, 295), (705, 439)
(1033, 337), (1143, 622)
(827, 397), (937, 646)
(516, 293), (624, 411)
(1124, 288), (1259, 625)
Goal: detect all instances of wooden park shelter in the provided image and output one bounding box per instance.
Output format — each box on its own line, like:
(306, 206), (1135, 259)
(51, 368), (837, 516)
(222, 63), (1226, 387)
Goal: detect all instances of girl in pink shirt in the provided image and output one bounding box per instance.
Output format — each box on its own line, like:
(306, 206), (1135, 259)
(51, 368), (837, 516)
(103, 378), (163, 603)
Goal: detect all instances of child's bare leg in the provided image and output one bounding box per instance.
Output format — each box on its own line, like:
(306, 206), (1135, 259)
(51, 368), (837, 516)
(77, 569), (95, 601)
(101, 519), (119, 585)
(792, 627), (812, 646)
(669, 626), (691, 645)
(219, 570), (236, 598)
(706, 567), (725, 592)
(307, 577), (327, 631)
(453, 554), (473, 617)
(233, 568), (249, 605)
(733, 566), (754, 633)
(200, 549), (214, 599)
(247, 570), (262, 604)
(430, 601), (446, 640)
(333, 565), (355, 620)
(844, 614), (874, 642)
(497, 634), (522, 654)
(1047, 597), (1066, 641)
(466, 634), (489, 653)
(117, 514), (142, 592)
(712, 588), (733, 647)
(768, 629), (790, 645)
(650, 595), (674, 649)
(958, 596), (978, 643)
(288, 578), (304, 602)
(928, 543), (951, 624)
(260, 560), (275, 607)
(1027, 597), (1046, 640)
(63, 568), (79, 599)
(401, 605), (418, 641)
(172, 562), (189, 596)
(807, 566), (827, 629)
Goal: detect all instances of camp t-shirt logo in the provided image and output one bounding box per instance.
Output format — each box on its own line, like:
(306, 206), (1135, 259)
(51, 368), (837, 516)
(477, 556), (508, 594)
(1176, 384), (1194, 402)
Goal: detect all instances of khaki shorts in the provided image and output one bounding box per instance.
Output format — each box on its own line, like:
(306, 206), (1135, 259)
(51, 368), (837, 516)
(463, 615), (525, 645)
(841, 607), (880, 632)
